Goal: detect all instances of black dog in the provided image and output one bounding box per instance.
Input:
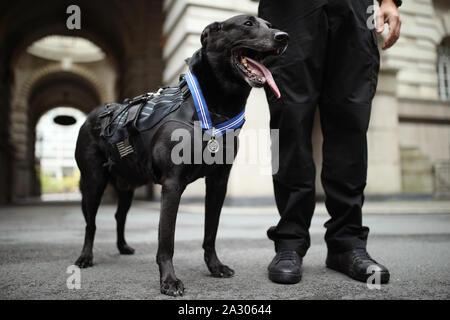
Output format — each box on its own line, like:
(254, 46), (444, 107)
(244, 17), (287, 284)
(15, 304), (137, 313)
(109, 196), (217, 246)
(74, 14), (288, 296)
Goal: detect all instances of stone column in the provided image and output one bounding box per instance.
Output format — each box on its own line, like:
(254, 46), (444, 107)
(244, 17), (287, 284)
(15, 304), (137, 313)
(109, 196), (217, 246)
(0, 68), (12, 204)
(119, 0), (163, 100)
(10, 99), (32, 200)
(118, 0), (164, 199)
(366, 68), (402, 194)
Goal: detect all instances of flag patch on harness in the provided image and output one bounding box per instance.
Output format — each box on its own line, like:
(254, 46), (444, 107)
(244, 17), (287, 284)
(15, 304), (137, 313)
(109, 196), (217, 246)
(116, 139), (134, 158)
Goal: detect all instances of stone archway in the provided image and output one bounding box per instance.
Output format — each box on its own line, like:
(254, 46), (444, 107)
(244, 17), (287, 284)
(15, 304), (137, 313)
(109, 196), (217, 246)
(0, 1), (164, 203)
(20, 64), (109, 105)
(10, 66), (103, 200)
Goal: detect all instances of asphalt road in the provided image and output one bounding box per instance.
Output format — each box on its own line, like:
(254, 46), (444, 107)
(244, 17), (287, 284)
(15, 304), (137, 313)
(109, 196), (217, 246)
(0, 201), (449, 300)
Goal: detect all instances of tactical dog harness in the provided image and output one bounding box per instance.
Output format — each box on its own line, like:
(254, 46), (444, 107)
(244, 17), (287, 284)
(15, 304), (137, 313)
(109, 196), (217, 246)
(99, 71), (246, 185)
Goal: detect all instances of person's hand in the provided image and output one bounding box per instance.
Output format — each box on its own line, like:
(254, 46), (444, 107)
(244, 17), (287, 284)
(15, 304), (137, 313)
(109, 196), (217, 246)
(376, 0), (402, 50)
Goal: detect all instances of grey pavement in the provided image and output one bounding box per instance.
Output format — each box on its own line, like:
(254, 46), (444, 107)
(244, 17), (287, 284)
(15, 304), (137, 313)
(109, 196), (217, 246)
(0, 200), (449, 300)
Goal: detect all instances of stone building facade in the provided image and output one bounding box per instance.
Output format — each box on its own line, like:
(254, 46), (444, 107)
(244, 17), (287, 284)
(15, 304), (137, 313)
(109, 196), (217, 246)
(0, 0), (448, 204)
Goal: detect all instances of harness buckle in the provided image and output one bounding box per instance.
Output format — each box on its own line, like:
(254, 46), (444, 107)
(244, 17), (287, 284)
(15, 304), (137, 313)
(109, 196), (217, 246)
(99, 109), (113, 118)
(179, 76), (191, 99)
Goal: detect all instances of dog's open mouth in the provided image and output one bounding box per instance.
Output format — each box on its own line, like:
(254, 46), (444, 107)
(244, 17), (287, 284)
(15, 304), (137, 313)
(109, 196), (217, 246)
(233, 47), (284, 99)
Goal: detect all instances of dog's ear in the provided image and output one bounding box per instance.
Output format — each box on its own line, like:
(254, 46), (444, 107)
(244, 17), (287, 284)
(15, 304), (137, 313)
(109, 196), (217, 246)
(201, 22), (222, 47)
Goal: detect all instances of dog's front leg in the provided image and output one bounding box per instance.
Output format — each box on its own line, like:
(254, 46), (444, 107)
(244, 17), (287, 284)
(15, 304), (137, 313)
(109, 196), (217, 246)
(203, 166), (235, 278)
(157, 179), (185, 297)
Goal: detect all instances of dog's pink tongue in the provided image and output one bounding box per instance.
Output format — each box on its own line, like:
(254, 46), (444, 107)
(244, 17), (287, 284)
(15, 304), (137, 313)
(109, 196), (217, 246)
(245, 56), (281, 99)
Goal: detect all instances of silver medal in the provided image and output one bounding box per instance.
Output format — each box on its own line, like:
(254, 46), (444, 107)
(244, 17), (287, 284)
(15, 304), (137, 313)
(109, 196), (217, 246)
(207, 138), (220, 153)
(207, 128), (219, 153)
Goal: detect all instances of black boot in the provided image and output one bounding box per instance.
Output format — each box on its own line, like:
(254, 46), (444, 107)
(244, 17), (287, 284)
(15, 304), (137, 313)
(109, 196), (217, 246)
(268, 251), (302, 284)
(326, 248), (390, 283)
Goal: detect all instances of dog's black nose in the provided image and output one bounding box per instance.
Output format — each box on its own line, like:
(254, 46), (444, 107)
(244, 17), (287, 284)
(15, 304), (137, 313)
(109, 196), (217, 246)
(274, 31), (289, 42)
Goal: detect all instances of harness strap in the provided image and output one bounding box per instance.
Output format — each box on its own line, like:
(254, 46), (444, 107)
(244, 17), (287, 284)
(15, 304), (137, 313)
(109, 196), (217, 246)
(125, 103), (142, 126)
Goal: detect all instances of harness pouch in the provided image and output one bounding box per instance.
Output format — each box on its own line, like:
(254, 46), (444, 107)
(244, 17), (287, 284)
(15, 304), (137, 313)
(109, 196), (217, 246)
(99, 82), (187, 185)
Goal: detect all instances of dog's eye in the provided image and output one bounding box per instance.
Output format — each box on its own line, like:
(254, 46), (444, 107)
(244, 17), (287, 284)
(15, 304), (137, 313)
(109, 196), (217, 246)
(244, 21), (253, 27)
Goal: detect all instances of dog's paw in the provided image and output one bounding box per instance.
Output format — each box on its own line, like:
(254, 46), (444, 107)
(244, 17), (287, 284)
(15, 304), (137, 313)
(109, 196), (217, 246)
(160, 279), (185, 297)
(75, 254), (93, 268)
(118, 243), (135, 255)
(209, 264), (235, 278)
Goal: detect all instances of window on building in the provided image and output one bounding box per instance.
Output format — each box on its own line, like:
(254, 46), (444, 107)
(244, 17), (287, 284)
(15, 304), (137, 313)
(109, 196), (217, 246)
(437, 37), (450, 101)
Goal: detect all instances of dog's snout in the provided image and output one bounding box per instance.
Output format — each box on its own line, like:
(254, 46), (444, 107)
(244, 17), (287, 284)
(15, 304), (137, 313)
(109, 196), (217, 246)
(274, 31), (289, 43)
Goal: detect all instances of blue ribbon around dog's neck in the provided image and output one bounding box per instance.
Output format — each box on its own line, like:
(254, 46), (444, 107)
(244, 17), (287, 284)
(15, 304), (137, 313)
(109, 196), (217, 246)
(185, 70), (245, 138)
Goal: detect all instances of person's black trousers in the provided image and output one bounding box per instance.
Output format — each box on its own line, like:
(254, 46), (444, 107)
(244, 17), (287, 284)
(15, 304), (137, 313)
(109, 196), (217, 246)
(259, 0), (380, 256)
